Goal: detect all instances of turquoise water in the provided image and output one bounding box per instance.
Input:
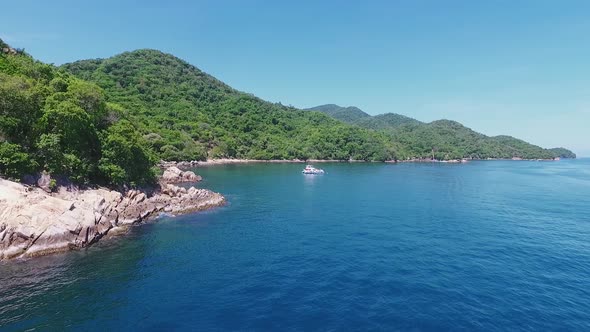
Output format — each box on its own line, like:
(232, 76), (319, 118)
(2, 160), (590, 331)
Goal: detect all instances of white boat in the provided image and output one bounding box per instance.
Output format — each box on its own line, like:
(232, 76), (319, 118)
(302, 165), (325, 174)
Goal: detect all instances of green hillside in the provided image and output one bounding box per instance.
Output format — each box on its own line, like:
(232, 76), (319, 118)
(355, 113), (423, 131)
(61, 49), (396, 162)
(392, 120), (556, 160)
(0, 40), (155, 185)
(547, 147), (577, 159)
(304, 104), (370, 123)
(306, 104), (421, 130)
(308, 104), (574, 160)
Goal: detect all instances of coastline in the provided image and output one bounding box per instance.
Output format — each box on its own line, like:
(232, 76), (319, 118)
(197, 158), (367, 166)
(160, 159), (353, 168)
(161, 157), (565, 168)
(0, 167), (225, 260)
(6, 156), (565, 260)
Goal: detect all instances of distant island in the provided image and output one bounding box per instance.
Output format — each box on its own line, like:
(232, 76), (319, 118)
(548, 147), (577, 159)
(305, 104), (576, 161)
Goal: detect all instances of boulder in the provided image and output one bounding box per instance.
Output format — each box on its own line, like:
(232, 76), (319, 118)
(37, 171), (52, 192)
(162, 166), (183, 182)
(182, 171), (202, 182)
(161, 166), (202, 184)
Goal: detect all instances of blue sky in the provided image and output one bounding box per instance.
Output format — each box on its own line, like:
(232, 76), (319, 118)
(2, 0), (589, 155)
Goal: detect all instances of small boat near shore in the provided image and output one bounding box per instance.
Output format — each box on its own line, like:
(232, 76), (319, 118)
(302, 165), (325, 174)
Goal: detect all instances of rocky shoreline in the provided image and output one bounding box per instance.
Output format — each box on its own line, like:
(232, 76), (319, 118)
(0, 167), (225, 260)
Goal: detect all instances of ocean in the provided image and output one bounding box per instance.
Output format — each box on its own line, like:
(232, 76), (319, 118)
(1, 160), (590, 331)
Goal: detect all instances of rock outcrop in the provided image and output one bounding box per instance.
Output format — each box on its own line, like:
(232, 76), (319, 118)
(0, 176), (224, 260)
(37, 171), (52, 192)
(161, 166), (202, 183)
(159, 160), (201, 169)
(1, 47), (19, 55)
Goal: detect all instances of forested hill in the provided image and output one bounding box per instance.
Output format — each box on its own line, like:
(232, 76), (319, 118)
(0, 40), (156, 185)
(306, 104), (422, 130)
(61, 51), (575, 161)
(307, 104), (575, 160)
(304, 104), (370, 123)
(61, 50), (396, 162)
(548, 147), (577, 159)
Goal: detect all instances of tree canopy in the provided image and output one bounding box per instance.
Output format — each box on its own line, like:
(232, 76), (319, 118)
(0, 40), (155, 185)
(307, 104), (575, 160)
(61, 49), (396, 162)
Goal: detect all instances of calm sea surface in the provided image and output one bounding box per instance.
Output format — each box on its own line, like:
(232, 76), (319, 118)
(2, 160), (590, 331)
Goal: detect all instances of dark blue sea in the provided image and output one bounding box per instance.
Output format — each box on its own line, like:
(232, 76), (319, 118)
(2, 160), (590, 331)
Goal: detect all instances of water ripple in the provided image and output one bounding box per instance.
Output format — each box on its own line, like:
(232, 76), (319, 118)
(1, 160), (590, 331)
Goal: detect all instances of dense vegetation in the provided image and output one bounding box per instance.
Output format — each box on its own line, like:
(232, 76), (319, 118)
(391, 121), (555, 160)
(306, 104), (422, 130)
(548, 147), (577, 159)
(0, 40), (156, 185)
(355, 113), (423, 131)
(62, 50), (396, 162)
(304, 104), (371, 123)
(308, 104), (575, 160)
(0, 40), (576, 185)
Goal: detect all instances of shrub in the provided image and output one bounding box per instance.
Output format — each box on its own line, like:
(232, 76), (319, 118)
(0, 142), (37, 179)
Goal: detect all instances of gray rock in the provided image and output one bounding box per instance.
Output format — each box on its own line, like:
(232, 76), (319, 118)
(0, 177), (224, 260)
(37, 171), (52, 192)
(182, 171), (202, 182)
(161, 166), (182, 182)
(161, 166), (202, 184)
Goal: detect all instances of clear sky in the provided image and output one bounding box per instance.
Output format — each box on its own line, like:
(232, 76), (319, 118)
(2, 0), (589, 155)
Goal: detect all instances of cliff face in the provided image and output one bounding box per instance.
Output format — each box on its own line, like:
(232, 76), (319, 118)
(0, 178), (225, 260)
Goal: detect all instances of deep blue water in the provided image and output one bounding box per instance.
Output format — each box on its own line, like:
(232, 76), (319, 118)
(2, 160), (590, 331)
